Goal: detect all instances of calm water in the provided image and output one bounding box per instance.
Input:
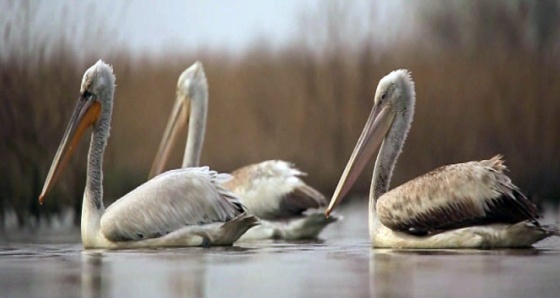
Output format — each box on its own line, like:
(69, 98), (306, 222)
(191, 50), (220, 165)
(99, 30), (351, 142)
(1, 201), (559, 298)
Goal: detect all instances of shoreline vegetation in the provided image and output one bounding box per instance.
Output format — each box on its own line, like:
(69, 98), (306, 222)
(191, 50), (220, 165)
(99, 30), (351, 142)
(1, 1), (559, 227)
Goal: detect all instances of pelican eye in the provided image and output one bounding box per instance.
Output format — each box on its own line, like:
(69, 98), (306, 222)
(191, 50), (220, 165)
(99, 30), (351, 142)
(381, 92), (387, 101)
(82, 90), (95, 99)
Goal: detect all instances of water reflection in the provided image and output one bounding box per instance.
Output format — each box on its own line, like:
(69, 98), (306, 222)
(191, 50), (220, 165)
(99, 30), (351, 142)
(1, 202), (559, 298)
(368, 247), (558, 298)
(81, 252), (104, 298)
(370, 251), (413, 298)
(79, 249), (213, 298)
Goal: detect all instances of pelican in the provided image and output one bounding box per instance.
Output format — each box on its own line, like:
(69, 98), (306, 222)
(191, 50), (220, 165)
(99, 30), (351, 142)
(39, 60), (258, 249)
(149, 62), (339, 240)
(325, 69), (558, 249)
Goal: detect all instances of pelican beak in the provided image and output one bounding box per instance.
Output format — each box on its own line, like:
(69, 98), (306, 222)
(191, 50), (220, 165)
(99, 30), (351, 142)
(39, 93), (101, 204)
(148, 93), (190, 179)
(325, 103), (394, 217)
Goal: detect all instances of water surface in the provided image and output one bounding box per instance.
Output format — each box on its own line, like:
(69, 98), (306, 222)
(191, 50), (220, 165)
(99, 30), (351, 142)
(1, 201), (559, 298)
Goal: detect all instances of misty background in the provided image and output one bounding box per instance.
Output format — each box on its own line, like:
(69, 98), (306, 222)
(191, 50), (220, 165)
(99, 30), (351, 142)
(1, 0), (560, 227)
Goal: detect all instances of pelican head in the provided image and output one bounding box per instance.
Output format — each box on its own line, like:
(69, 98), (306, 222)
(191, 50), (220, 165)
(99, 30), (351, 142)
(39, 60), (115, 204)
(149, 61), (208, 178)
(326, 69), (415, 216)
(177, 61), (208, 102)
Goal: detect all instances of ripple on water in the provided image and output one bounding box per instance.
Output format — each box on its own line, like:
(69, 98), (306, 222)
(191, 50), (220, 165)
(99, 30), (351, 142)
(0, 203), (559, 298)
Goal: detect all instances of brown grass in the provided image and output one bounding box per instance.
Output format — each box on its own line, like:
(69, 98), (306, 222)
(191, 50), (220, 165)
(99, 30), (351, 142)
(105, 46), (560, 202)
(2, 2), (560, 225)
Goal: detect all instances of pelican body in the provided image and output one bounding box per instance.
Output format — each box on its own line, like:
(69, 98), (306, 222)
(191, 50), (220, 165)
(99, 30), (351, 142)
(149, 62), (338, 240)
(39, 61), (257, 249)
(325, 69), (558, 249)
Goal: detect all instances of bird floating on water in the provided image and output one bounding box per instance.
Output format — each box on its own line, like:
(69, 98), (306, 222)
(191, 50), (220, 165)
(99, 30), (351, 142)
(325, 69), (558, 249)
(39, 60), (258, 249)
(149, 61), (339, 240)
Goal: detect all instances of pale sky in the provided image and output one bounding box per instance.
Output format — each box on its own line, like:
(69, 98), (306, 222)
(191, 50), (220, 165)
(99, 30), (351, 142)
(3, 0), (413, 57)
(121, 0), (307, 54)
(115, 0), (411, 55)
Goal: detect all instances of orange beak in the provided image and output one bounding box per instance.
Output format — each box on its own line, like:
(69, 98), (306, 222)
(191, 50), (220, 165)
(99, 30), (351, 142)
(39, 94), (101, 204)
(325, 103), (394, 217)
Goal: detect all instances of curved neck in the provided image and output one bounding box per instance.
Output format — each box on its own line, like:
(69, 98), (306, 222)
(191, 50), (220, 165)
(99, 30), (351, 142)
(182, 92), (207, 168)
(84, 125), (108, 211)
(369, 102), (414, 223)
(82, 96), (112, 244)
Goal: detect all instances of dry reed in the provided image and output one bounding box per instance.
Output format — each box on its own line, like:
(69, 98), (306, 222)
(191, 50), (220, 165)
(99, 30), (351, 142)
(1, 1), (559, 226)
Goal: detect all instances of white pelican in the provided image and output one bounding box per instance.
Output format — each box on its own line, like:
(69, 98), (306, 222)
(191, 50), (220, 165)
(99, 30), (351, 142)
(39, 60), (258, 249)
(325, 69), (558, 249)
(149, 62), (339, 240)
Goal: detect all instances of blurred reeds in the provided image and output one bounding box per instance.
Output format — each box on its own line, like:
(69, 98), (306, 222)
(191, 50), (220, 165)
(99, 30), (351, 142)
(1, 1), (560, 226)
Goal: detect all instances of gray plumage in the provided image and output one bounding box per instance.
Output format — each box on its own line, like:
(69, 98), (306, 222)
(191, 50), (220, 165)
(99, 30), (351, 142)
(149, 62), (339, 240)
(40, 60), (257, 249)
(326, 69), (557, 248)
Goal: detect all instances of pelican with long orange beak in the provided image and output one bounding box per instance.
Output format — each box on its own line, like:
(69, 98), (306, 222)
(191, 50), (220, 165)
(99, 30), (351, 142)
(325, 69), (558, 248)
(39, 60), (258, 249)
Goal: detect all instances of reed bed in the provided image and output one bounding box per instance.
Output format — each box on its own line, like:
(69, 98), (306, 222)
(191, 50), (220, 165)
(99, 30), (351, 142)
(1, 1), (559, 225)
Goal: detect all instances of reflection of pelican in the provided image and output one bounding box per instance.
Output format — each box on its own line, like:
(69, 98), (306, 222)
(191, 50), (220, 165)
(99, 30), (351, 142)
(81, 252), (103, 298)
(149, 62), (338, 240)
(39, 61), (258, 249)
(326, 69), (558, 248)
(369, 251), (413, 298)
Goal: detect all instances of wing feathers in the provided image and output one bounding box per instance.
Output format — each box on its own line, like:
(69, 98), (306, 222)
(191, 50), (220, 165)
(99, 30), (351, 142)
(223, 160), (327, 219)
(100, 167), (244, 242)
(377, 156), (539, 234)
(276, 184), (326, 219)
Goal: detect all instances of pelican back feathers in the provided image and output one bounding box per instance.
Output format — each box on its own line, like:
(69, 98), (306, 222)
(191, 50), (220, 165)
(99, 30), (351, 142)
(376, 155), (538, 234)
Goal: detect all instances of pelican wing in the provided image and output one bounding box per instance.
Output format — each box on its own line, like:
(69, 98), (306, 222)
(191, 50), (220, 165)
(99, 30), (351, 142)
(377, 156), (539, 233)
(100, 167), (244, 242)
(223, 160), (327, 220)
